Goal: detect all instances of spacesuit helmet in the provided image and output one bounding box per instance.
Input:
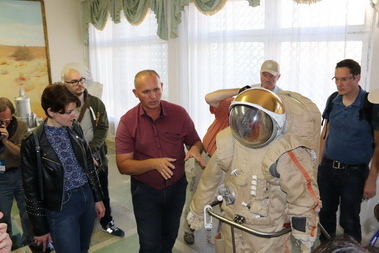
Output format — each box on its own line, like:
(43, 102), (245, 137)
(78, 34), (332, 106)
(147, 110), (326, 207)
(229, 88), (286, 148)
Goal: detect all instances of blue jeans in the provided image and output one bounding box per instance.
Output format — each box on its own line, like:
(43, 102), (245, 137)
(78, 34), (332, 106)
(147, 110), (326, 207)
(131, 176), (187, 253)
(0, 168), (31, 245)
(46, 183), (96, 253)
(317, 161), (368, 243)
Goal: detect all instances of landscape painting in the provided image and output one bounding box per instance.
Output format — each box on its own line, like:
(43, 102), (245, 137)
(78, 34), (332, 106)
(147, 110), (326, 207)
(0, 0), (50, 118)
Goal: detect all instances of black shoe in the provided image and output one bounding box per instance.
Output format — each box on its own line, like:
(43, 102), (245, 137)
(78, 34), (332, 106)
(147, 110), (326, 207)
(101, 220), (125, 237)
(183, 231), (195, 245)
(29, 243), (54, 253)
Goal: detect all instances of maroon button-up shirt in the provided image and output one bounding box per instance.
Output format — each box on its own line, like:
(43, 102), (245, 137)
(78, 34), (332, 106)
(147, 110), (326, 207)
(116, 100), (201, 190)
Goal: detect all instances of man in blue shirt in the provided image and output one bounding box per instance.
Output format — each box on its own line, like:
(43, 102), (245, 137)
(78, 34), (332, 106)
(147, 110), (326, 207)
(318, 59), (378, 243)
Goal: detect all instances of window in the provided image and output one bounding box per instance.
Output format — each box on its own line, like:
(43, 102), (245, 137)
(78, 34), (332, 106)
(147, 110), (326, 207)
(89, 0), (375, 137)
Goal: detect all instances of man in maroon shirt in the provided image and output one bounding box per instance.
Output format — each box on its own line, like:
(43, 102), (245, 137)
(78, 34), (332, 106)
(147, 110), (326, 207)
(115, 69), (205, 252)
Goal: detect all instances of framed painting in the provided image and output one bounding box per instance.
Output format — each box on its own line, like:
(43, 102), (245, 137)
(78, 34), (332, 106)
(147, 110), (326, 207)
(0, 0), (51, 119)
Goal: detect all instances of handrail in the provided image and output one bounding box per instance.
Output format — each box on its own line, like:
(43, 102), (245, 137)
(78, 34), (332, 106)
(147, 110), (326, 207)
(204, 205), (291, 238)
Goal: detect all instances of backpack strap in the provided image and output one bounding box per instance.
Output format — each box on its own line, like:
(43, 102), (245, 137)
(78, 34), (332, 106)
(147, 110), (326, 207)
(359, 92), (373, 122)
(321, 91), (338, 126)
(322, 91), (373, 126)
(77, 94), (91, 123)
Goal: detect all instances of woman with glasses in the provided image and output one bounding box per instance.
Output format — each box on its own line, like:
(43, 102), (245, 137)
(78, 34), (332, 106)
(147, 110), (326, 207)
(20, 84), (105, 253)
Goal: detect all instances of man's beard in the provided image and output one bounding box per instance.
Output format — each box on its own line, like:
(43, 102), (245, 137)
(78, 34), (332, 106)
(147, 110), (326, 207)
(75, 89), (84, 96)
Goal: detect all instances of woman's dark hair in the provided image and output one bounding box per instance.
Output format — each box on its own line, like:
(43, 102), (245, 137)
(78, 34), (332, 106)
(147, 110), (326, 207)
(41, 82), (80, 117)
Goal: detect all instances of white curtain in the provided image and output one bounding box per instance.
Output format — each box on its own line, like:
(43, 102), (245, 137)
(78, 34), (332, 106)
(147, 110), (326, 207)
(175, 0), (376, 137)
(89, 0), (376, 139)
(89, 0), (378, 243)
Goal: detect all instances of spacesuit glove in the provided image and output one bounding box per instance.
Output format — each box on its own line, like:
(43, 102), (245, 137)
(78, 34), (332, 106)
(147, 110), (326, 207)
(300, 243), (312, 253)
(186, 210), (204, 230)
(293, 234), (316, 253)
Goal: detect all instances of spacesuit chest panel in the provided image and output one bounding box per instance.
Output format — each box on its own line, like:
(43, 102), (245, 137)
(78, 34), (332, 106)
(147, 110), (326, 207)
(220, 139), (287, 227)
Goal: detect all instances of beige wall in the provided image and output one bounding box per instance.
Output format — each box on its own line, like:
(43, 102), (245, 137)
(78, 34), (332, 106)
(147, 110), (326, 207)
(44, 0), (88, 82)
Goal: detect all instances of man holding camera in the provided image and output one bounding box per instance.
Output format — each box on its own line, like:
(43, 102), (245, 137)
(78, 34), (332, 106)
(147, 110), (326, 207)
(0, 97), (30, 249)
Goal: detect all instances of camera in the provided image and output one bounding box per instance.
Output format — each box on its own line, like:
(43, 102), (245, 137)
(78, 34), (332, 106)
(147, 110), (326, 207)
(0, 120), (5, 138)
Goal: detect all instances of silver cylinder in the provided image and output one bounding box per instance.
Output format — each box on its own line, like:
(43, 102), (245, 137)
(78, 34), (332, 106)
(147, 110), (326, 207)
(14, 88), (31, 119)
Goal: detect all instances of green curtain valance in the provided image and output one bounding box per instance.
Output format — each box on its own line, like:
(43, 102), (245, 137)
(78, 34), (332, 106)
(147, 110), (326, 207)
(122, 0), (149, 25)
(83, 0), (371, 43)
(81, 0), (261, 43)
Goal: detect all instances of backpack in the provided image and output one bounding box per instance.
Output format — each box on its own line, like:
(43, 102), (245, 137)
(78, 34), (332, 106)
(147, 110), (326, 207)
(322, 91), (373, 126)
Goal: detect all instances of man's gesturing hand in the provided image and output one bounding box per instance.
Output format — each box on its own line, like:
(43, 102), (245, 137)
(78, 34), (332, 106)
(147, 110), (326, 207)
(155, 158), (176, 180)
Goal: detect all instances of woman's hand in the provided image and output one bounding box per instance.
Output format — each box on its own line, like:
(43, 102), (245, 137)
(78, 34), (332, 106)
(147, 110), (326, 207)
(33, 233), (53, 253)
(95, 201), (106, 219)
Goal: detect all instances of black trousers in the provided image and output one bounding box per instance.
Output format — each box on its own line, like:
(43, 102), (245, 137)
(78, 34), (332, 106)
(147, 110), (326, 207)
(317, 160), (368, 243)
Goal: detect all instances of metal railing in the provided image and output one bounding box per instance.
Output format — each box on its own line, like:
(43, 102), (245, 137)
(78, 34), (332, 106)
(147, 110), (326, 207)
(204, 201), (331, 253)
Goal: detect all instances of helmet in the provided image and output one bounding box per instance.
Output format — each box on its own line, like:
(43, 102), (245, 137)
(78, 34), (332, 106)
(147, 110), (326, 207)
(229, 88), (286, 148)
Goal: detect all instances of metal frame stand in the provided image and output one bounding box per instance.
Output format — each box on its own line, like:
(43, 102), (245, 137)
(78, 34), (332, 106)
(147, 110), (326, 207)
(204, 202), (331, 253)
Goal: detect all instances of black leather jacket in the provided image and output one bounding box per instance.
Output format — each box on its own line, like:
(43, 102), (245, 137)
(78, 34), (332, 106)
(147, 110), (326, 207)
(21, 120), (103, 236)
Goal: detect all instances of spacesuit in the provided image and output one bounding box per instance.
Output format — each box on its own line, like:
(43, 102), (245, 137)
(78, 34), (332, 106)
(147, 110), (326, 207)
(187, 88), (321, 253)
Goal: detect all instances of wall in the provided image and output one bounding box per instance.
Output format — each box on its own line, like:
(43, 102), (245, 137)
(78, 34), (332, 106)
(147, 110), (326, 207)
(369, 16), (379, 91)
(44, 0), (88, 82)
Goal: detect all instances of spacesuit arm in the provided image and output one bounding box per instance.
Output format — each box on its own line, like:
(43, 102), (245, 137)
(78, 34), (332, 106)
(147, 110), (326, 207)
(188, 155), (225, 230)
(276, 147), (321, 252)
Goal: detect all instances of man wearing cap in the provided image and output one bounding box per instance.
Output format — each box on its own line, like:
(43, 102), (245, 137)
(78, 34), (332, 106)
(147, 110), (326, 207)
(203, 60), (283, 152)
(250, 59), (282, 93)
(204, 60), (283, 112)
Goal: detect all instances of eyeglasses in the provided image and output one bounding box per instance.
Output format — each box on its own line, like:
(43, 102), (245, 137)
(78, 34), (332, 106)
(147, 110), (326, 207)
(0, 118), (12, 125)
(65, 77), (86, 86)
(331, 75), (356, 83)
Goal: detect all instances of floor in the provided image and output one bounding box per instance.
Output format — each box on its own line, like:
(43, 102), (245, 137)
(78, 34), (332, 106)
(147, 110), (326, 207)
(10, 140), (379, 253)
(10, 141), (217, 253)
